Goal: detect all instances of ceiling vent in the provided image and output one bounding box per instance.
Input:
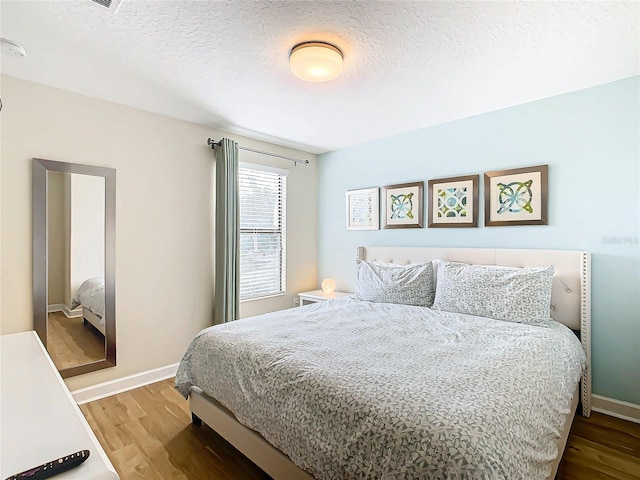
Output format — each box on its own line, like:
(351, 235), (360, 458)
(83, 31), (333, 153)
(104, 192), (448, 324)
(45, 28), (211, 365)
(90, 0), (123, 13)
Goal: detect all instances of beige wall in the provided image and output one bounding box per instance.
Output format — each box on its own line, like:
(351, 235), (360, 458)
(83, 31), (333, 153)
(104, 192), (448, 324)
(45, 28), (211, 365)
(46, 171), (66, 306)
(69, 173), (105, 295)
(0, 75), (318, 390)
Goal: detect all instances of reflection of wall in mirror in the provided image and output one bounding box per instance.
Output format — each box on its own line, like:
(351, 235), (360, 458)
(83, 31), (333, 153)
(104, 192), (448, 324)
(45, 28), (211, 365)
(47, 172), (67, 307)
(70, 174), (105, 296)
(46, 172), (105, 312)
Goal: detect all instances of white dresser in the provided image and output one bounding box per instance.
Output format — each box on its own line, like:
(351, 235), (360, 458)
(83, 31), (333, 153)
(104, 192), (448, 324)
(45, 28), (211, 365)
(0, 331), (118, 479)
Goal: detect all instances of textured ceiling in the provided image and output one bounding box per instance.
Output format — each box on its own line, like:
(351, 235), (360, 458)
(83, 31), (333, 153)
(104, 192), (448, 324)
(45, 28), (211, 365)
(1, 1), (638, 154)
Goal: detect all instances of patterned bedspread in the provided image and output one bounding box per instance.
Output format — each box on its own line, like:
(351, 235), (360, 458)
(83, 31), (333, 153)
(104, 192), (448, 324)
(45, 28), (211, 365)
(175, 298), (585, 480)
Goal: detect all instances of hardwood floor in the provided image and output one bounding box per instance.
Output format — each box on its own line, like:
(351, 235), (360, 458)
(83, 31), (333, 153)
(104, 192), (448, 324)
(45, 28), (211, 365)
(559, 412), (640, 479)
(81, 379), (269, 480)
(47, 312), (105, 370)
(81, 379), (640, 480)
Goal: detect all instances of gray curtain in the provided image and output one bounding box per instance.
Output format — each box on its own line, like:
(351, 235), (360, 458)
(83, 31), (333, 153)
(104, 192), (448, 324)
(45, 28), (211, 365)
(214, 138), (240, 324)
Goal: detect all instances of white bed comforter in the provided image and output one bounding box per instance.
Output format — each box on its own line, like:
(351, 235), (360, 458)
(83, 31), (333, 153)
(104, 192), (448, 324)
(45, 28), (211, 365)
(175, 298), (585, 480)
(72, 276), (105, 319)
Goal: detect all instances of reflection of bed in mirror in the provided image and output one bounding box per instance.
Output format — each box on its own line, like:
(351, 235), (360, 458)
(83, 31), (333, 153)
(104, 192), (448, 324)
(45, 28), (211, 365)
(73, 276), (106, 335)
(83, 308), (105, 335)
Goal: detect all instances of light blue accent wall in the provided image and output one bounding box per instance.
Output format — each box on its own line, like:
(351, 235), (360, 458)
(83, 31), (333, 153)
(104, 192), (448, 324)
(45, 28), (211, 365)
(318, 76), (640, 404)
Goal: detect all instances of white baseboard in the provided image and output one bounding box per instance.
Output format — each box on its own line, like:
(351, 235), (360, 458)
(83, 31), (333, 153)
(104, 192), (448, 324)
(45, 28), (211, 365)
(64, 304), (83, 318)
(71, 363), (179, 405)
(47, 304), (64, 313)
(47, 304), (82, 318)
(592, 394), (640, 424)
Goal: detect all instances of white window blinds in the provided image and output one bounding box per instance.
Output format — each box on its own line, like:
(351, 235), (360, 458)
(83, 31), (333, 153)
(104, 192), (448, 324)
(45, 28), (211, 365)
(239, 165), (287, 301)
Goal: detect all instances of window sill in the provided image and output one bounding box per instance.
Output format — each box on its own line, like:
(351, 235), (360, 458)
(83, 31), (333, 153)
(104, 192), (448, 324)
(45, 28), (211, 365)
(240, 292), (286, 303)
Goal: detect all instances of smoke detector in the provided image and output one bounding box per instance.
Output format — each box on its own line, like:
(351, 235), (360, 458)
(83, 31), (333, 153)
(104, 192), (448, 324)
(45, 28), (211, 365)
(1, 38), (27, 58)
(90, 0), (123, 13)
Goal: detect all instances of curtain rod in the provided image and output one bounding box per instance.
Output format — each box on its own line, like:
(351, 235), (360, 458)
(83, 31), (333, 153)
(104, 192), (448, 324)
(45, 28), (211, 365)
(207, 138), (310, 166)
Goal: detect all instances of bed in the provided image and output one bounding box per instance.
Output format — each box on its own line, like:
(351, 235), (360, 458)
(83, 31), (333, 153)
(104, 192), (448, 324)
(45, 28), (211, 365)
(72, 276), (106, 335)
(175, 246), (591, 480)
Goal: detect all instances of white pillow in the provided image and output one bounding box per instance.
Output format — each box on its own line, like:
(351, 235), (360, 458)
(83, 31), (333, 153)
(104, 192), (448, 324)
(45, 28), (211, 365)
(432, 261), (554, 324)
(431, 258), (444, 285)
(355, 260), (435, 307)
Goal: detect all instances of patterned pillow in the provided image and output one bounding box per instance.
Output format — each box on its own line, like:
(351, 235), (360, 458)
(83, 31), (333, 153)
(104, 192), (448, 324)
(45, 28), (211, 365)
(355, 260), (435, 307)
(432, 261), (554, 324)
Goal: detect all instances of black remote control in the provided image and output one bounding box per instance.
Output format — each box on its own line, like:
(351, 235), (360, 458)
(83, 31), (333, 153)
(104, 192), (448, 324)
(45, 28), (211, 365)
(5, 450), (90, 480)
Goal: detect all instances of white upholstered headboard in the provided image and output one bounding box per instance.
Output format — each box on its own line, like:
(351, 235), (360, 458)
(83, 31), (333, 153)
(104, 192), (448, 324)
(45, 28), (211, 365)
(357, 246), (592, 416)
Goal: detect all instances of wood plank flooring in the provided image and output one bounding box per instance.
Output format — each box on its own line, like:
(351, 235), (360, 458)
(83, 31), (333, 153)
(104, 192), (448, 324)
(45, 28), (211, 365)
(81, 378), (640, 480)
(81, 379), (269, 480)
(559, 411), (640, 479)
(48, 312), (105, 370)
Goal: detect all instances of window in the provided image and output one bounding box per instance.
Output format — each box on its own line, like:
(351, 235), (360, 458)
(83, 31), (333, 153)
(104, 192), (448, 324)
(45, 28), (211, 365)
(239, 163), (287, 301)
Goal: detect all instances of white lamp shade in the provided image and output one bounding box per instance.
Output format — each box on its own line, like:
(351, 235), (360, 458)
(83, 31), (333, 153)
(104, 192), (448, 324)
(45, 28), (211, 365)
(321, 278), (336, 294)
(290, 42), (343, 83)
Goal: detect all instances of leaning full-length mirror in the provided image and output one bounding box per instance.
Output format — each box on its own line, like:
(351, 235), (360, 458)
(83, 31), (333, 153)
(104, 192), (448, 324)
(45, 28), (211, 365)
(33, 158), (116, 378)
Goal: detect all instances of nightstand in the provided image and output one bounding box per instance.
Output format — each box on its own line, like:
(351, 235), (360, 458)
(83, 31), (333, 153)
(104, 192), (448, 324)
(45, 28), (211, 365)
(298, 289), (352, 306)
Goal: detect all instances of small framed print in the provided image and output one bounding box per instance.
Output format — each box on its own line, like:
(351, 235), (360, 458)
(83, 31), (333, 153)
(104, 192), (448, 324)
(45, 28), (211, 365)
(381, 181), (423, 229)
(427, 175), (479, 228)
(346, 187), (379, 230)
(484, 164), (548, 226)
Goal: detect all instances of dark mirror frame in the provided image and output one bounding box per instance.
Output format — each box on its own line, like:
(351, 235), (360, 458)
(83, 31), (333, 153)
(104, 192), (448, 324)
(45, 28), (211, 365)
(33, 158), (116, 378)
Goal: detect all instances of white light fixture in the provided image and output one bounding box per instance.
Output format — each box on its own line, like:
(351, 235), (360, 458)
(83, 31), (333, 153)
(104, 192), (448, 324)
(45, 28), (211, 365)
(321, 278), (336, 294)
(289, 42), (343, 83)
(1, 38), (27, 58)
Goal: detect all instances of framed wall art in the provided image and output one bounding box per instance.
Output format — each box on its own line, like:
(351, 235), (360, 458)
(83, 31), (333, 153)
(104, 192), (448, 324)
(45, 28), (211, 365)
(346, 187), (379, 230)
(427, 174), (479, 228)
(381, 181), (423, 229)
(484, 164), (548, 226)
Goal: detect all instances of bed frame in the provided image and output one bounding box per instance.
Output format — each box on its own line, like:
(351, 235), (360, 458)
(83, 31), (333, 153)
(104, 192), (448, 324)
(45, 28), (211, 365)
(83, 306), (105, 336)
(190, 246), (592, 480)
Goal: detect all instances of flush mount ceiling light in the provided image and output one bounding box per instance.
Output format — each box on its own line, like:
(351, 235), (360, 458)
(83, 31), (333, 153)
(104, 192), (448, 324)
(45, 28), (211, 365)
(289, 42), (343, 83)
